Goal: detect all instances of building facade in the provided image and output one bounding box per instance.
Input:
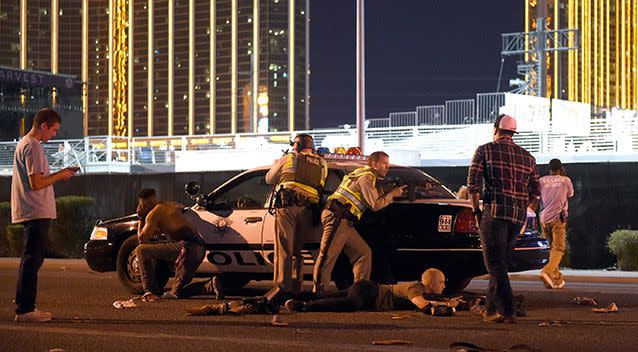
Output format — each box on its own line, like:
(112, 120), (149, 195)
(102, 0), (310, 137)
(1, 0), (309, 138)
(0, 1), (83, 140)
(526, 0), (638, 110)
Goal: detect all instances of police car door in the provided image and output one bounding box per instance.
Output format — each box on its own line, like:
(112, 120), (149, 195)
(187, 170), (271, 274)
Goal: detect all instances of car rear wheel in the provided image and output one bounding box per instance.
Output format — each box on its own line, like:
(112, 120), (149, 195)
(116, 235), (170, 294)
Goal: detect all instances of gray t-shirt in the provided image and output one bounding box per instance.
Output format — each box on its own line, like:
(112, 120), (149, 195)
(11, 135), (57, 223)
(376, 282), (425, 310)
(539, 175), (574, 224)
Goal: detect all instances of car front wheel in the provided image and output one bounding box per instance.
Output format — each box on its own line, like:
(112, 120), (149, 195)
(116, 235), (170, 294)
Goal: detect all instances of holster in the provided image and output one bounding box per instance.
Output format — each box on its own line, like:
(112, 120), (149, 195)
(275, 188), (313, 208)
(274, 188), (293, 208)
(326, 199), (357, 224)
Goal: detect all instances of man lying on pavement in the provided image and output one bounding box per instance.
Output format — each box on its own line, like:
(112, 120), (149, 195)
(284, 268), (460, 313)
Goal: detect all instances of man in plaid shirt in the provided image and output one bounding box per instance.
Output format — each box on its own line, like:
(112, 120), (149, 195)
(467, 114), (540, 324)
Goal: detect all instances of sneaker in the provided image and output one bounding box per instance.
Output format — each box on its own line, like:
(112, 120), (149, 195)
(554, 279), (566, 289)
(141, 292), (161, 302)
(539, 272), (555, 289)
(483, 312), (505, 323)
(161, 291), (178, 299)
(284, 299), (306, 312)
(14, 309), (52, 323)
(483, 312), (517, 324)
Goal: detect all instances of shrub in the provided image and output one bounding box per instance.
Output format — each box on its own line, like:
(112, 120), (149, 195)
(607, 230), (638, 271)
(49, 196), (97, 258)
(6, 224), (24, 256)
(0, 197), (97, 258)
(0, 202), (11, 256)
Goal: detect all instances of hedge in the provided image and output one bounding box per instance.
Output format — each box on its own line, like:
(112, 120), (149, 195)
(607, 230), (638, 271)
(0, 197), (97, 258)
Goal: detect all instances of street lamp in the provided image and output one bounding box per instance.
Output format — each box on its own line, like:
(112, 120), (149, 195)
(356, 0), (365, 154)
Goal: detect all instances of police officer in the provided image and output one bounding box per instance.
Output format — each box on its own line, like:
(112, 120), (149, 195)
(313, 151), (405, 294)
(264, 133), (328, 300)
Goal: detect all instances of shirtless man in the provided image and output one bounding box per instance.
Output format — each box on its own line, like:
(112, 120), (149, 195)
(135, 188), (206, 300)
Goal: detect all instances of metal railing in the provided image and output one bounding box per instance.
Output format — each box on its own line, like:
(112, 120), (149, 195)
(1, 93), (637, 174)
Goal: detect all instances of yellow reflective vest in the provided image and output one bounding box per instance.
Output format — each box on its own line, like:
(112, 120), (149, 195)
(328, 166), (377, 219)
(278, 152), (328, 203)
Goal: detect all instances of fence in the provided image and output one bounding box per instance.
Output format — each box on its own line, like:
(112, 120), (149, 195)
(1, 93), (637, 173)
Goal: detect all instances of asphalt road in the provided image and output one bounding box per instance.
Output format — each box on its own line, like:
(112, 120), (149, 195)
(1, 259), (637, 352)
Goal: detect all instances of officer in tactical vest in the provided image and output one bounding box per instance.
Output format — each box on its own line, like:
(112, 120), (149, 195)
(313, 151), (405, 294)
(264, 133), (328, 301)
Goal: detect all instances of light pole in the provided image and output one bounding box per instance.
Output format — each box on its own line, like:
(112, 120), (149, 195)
(356, 0), (365, 153)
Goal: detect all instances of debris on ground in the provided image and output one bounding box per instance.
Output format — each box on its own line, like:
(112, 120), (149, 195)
(270, 314), (288, 326)
(538, 320), (566, 326)
(592, 302), (619, 313)
(112, 297), (139, 309)
(470, 298), (485, 315)
(187, 303), (227, 316)
(450, 342), (540, 351)
(571, 296), (598, 306)
(391, 314), (415, 320)
(372, 339), (411, 345)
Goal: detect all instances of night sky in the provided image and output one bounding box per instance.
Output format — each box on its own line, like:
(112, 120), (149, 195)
(309, 1), (525, 128)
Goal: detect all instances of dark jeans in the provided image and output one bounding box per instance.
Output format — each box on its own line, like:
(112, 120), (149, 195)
(479, 212), (521, 318)
(15, 219), (51, 314)
(306, 280), (379, 312)
(136, 240), (205, 296)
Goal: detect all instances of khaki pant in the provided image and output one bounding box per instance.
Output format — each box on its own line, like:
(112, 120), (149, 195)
(313, 209), (372, 292)
(274, 205), (313, 292)
(541, 220), (567, 284)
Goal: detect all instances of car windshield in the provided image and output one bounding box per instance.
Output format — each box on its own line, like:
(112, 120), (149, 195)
(379, 167), (455, 200)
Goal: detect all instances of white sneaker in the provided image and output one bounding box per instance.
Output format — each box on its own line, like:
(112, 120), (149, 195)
(554, 279), (566, 289)
(14, 309), (53, 322)
(161, 291), (178, 299)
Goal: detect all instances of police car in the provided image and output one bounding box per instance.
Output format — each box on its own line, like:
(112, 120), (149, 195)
(84, 155), (549, 293)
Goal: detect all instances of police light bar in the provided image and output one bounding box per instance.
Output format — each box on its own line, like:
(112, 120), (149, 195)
(321, 153), (368, 161)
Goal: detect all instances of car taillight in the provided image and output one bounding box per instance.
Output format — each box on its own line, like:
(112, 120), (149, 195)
(454, 208), (479, 234)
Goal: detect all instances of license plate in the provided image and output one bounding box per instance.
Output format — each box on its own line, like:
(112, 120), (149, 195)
(438, 215), (452, 232)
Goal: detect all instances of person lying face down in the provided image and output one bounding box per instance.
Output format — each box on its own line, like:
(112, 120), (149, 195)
(285, 268), (460, 312)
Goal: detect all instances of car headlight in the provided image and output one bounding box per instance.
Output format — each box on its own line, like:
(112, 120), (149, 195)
(90, 226), (108, 240)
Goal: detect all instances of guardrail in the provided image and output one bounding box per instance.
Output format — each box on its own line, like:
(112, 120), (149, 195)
(0, 116), (636, 174)
(1, 93), (636, 174)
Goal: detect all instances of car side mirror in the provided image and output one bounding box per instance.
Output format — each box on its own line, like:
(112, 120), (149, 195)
(185, 181), (201, 199)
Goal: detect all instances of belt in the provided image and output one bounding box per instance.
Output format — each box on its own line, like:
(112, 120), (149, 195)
(326, 199), (357, 222)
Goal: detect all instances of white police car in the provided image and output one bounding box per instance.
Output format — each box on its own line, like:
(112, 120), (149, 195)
(85, 155), (548, 293)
